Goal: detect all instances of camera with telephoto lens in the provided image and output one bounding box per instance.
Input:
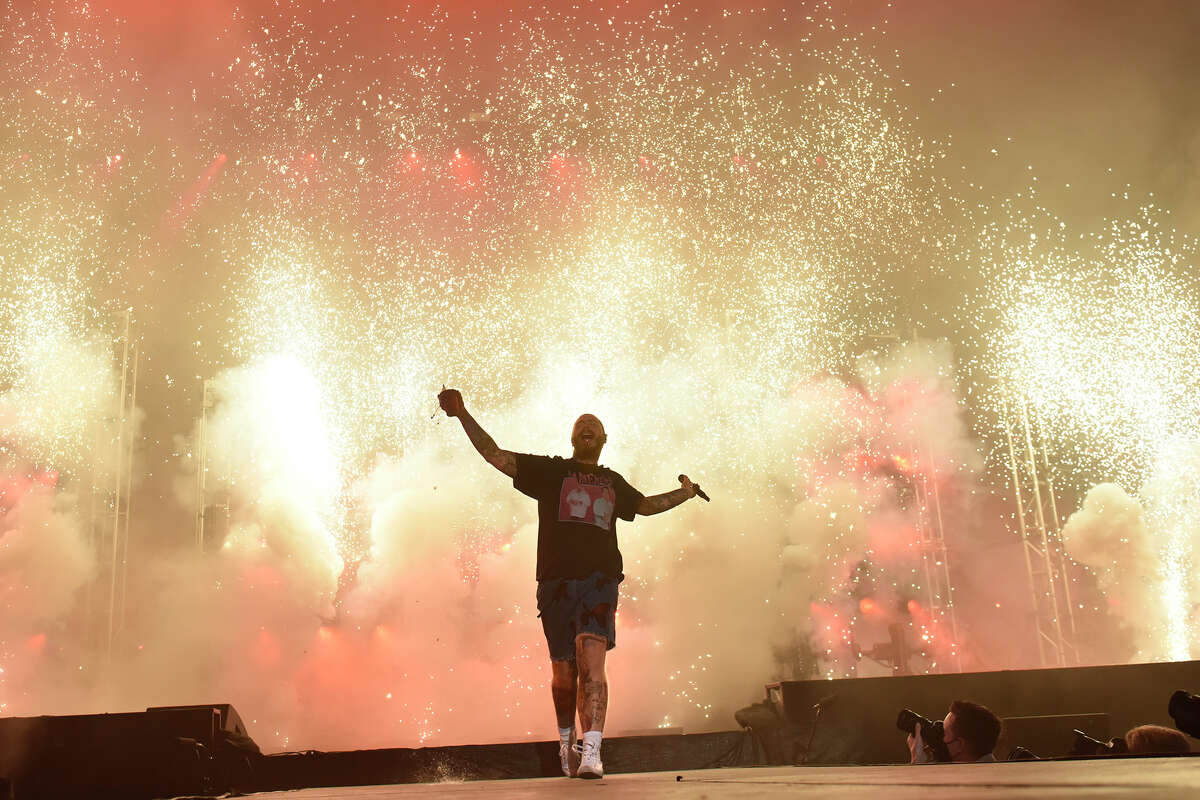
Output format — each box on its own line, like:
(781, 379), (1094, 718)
(1168, 690), (1200, 738)
(896, 709), (951, 762)
(1068, 728), (1127, 757)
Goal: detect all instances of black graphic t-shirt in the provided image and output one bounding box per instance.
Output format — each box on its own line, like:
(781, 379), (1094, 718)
(513, 454), (644, 580)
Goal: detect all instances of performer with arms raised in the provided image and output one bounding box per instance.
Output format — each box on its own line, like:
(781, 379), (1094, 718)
(438, 387), (703, 779)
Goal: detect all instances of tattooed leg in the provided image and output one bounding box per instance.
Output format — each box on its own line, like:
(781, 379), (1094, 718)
(550, 659), (578, 730)
(576, 633), (609, 733)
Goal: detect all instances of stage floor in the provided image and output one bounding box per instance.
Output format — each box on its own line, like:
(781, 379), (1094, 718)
(246, 757), (1198, 799)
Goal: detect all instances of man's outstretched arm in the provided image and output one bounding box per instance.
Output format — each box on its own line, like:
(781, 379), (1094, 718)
(438, 388), (517, 477)
(636, 475), (698, 515)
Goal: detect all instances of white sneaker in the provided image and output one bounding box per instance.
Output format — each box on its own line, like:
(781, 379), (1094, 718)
(559, 736), (581, 777)
(575, 740), (604, 779)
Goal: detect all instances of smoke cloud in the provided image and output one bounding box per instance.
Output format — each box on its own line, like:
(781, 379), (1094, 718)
(0, 332), (995, 751)
(1062, 483), (1168, 659)
(0, 488), (96, 628)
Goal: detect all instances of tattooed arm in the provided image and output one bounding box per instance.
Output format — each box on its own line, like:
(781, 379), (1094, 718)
(636, 474), (698, 515)
(438, 388), (517, 477)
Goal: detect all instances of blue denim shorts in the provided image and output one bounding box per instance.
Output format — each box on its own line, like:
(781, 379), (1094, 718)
(536, 572), (621, 662)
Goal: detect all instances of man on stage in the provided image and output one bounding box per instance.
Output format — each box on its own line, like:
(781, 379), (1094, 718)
(438, 388), (702, 779)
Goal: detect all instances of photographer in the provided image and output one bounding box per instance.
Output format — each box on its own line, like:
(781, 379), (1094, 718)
(906, 700), (1002, 763)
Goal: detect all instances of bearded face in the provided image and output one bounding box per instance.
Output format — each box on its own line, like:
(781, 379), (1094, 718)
(570, 414), (606, 460)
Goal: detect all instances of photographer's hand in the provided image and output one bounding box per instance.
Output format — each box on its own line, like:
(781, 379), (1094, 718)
(908, 722), (933, 764)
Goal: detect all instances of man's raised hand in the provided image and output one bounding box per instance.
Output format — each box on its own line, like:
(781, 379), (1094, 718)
(438, 386), (465, 417)
(440, 389), (517, 477)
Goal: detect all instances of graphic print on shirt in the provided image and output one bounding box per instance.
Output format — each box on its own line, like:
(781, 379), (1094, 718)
(557, 472), (617, 530)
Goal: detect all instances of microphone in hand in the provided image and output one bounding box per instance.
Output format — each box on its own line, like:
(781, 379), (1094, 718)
(679, 474), (711, 502)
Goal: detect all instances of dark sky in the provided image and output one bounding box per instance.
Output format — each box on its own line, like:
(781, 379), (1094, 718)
(888, 0), (1200, 217)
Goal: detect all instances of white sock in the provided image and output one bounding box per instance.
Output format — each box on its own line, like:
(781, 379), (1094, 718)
(583, 730), (602, 749)
(559, 726), (574, 744)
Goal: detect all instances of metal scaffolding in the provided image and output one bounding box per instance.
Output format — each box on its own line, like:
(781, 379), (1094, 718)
(89, 308), (139, 658)
(194, 379), (213, 552)
(859, 333), (963, 674)
(194, 378), (230, 552)
(1003, 397), (1078, 666)
(912, 439), (962, 673)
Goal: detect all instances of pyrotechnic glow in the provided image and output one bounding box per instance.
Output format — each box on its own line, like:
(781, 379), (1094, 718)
(1, 0), (1197, 753)
(0, 268), (120, 474)
(995, 215), (1200, 480)
(993, 211), (1200, 660)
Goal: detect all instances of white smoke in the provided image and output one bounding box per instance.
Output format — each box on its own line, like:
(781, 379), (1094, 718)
(1061, 482), (1170, 659)
(0, 280), (1001, 755)
(0, 273), (129, 716)
(201, 355), (345, 611)
(0, 487), (96, 627)
(71, 337), (976, 751)
(1140, 436), (1200, 660)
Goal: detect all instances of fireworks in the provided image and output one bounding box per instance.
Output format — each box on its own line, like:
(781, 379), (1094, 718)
(0, 0), (1198, 751)
(990, 209), (1200, 659)
(188, 1), (936, 601)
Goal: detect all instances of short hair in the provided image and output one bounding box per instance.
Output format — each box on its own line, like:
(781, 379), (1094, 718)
(573, 414), (605, 433)
(949, 700), (1002, 758)
(1124, 724), (1190, 754)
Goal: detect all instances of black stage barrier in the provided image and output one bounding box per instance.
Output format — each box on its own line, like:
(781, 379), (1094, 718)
(0, 703), (259, 799)
(761, 659), (1200, 764)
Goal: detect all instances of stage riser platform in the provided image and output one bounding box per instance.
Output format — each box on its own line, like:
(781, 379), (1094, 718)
(257, 730), (752, 790)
